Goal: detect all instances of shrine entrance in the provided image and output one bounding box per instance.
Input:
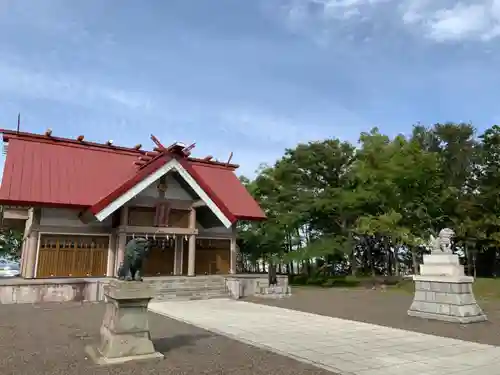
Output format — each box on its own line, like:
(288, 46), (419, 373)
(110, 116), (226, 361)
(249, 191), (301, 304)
(128, 236), (175, 277)
(182, 238), (230, 275)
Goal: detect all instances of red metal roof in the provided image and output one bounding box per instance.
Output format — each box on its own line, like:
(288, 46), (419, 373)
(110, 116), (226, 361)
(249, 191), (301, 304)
(0, 130), (266, 222)
(189, 162), (267, 221)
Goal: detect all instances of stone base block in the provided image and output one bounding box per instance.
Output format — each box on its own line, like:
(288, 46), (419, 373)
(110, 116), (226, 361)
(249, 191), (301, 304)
(407, 278), (487, 324)
(86, 280), (164, 365)
(419, 264), (464, 277)
(257, 286), (291, 299)
(422, 253), (460, 265)
(85, 345), (163, 365)
(407, 310), (487, 324)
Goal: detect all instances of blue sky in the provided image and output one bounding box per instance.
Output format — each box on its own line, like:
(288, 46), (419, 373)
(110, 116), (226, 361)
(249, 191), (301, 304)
(1, 0), (500, 177)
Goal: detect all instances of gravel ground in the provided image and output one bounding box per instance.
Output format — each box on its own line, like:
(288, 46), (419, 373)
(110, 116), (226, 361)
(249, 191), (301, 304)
(0, 302), (336, 375)
(247, 287), (500, 346)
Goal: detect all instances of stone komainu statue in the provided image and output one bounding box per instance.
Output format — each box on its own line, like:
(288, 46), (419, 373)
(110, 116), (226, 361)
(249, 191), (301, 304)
(117, 237), (151, 281)
(429, 228), (455, 254)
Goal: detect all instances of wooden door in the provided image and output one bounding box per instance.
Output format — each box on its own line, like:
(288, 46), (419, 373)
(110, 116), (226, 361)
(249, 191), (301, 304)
(141, 237), (175, 276)
(36, 235), (109, 278)
(194, 239), (230, 275)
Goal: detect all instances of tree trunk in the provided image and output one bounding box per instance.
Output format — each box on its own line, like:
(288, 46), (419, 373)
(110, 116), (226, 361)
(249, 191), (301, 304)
(465, 245), (472, 276)
(473, 250), (477, 279)
(394, 246), (399, 276)
(411, 247), (418, 275)
(384, 238), (391, 276)
(366, 238), (376, 276)
(351, 247), (357, 276)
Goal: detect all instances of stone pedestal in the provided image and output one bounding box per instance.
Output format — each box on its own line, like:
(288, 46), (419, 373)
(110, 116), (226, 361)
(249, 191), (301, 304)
(257, 285), (292, 299)
(85, 280), (164, 365)
(408, 253), (487, 323)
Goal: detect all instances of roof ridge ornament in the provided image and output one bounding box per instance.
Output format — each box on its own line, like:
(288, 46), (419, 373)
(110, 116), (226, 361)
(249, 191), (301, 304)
(134, 135), (196, 169)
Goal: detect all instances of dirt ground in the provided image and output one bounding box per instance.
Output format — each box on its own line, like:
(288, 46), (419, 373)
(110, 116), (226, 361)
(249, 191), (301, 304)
(247, 287), (500, 346)
(0, 302), (336, 375)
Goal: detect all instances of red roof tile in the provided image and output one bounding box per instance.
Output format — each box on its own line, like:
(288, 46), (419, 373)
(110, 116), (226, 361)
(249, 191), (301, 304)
(189, 162), (266, 221)
(0, 130), (266, 222)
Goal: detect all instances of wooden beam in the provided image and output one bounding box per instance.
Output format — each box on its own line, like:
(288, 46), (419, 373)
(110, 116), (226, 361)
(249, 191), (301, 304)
(192, 200), (206, 208)
(2, 206), (30, 220)
(127, 197), (193, 209)
(33, 225), (112, 234)
(118, 225), (198, 236)
(226, 152), (233, 166)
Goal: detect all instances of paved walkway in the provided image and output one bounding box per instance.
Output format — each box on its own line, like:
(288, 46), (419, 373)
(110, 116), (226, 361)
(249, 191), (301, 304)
(149, 299), (500, 375)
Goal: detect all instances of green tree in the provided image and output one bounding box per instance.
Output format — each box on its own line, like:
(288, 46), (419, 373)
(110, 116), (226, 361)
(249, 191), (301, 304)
(0, 229), (23, 260)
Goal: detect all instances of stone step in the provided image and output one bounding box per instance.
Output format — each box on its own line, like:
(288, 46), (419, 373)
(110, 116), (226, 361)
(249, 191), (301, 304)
(155, 288), (227, 296)
(155, 290), (227, 297)
(148, 276), (224, 283)
(154, 285), (226, 292)
(153, 293), (229, 301)
(152, 282), (226, 288)
(153, 283), (226, 289)
(153, 291), (228, 300)
(146, 277), (229, 301)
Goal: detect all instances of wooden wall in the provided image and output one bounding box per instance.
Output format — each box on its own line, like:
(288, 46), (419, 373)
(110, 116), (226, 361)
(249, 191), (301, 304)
(183, 238), (230, 275)
(36, 235), (108, 278)
(128, 206), (190, 228)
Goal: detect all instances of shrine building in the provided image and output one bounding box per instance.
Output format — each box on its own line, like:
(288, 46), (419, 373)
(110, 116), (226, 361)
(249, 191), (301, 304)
(0, 129), (266, 280)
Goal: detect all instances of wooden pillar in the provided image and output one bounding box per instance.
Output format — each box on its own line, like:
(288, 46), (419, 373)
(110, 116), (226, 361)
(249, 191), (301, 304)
(116, 233), (126, 275)
(174, 235), (185, 275)
(115, 207), (129, 275)
(187, 235), (196, 276)
(187, 208), (196, 276)
(22, 208), (40, 279)
(106, 233), (117, 277)
(20, 239), (28, 276)
(23, 230), (39, 278)
(20, 208), (33, 277)
(229, 224), (238, 274)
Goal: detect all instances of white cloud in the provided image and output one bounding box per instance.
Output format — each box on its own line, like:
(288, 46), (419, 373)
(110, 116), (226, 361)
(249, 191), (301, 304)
(0, 62), (153, 111)
(275, 0), (500, 43)
(402, 0), (500, 42)
(0, 60), (363, 164)
(219, 109), (330, 145)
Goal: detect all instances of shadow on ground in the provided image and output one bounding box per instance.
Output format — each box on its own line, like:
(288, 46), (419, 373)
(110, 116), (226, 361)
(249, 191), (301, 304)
(153, 333), (212, 353)
(0, 302), (336, 375)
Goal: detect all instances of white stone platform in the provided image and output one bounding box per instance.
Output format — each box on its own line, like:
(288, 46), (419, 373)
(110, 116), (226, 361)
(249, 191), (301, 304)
(408, 253), (487, 323)
(149, 299), (500, 375)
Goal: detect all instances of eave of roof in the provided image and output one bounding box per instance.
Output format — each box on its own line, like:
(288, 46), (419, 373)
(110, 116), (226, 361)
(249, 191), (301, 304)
(0, 129), (266, 222)
(0, 129), (241, 169)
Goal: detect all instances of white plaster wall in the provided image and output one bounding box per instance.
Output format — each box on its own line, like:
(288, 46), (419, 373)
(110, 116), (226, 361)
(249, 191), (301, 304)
(40, 208), (112, 227)
(131, 174), (192, 203)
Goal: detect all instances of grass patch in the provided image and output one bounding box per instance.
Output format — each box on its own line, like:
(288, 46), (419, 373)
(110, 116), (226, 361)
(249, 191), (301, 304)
(289, 274), (401, 289)
(290, 274), (500, 299)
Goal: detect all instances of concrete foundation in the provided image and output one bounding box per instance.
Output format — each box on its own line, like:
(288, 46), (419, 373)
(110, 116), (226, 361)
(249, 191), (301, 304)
(257, 285), (292, 299)
(224, 274), (290, 300)
(85, 280), (164, 365)
(408, 254), (487, 323)
(0, 274), (292, 304)
(0, 277), (107, 304)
